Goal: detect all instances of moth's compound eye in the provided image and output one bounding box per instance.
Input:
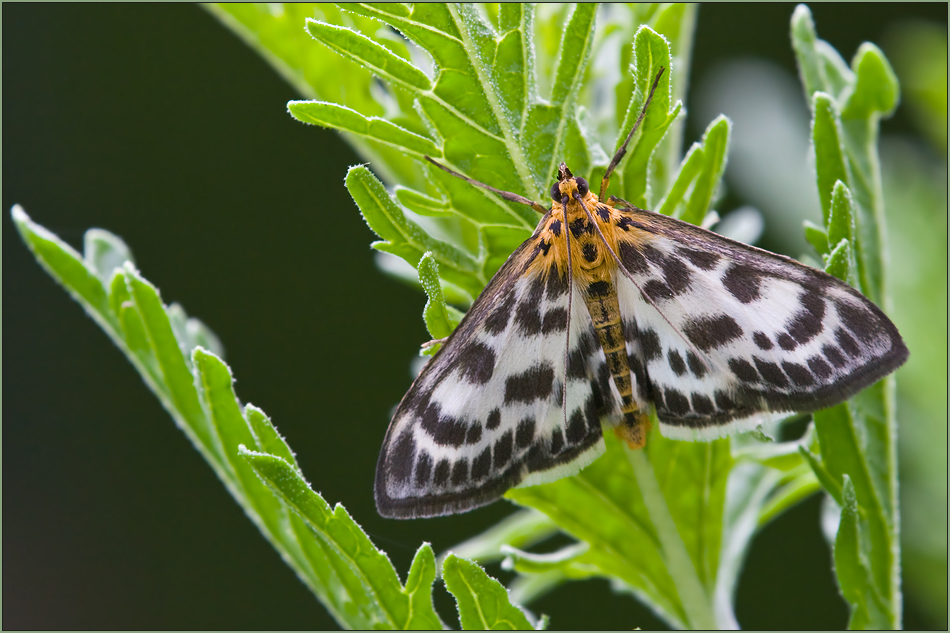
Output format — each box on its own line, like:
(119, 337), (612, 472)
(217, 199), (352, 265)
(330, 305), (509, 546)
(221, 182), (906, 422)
(550, 182), (562, 201)
(575, 177), (589, 196)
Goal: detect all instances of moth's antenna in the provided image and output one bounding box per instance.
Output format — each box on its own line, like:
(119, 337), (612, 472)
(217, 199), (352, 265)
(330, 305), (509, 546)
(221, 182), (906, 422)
(425, 156), (549, 215)
(598, 67), (665, 201)
(573, 191), (709, 367)
(561, 193), (574, 431)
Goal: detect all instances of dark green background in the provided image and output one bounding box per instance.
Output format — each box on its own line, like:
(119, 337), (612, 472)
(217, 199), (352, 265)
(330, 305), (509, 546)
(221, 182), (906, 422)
(4, 4), (943, 630)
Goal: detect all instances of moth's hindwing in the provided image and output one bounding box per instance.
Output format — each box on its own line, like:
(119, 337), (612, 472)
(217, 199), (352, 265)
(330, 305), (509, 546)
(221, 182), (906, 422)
(609, 206), (909, 441)
(375, 228), (616, 519)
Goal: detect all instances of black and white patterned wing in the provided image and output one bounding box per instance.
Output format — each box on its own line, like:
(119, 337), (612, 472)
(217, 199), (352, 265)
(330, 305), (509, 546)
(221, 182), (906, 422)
(611, 207), (908, 441)
(376, 237), (617, 519)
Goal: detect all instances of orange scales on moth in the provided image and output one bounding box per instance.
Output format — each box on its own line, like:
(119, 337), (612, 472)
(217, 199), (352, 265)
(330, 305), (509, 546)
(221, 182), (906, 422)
(375, 67), (908, 519)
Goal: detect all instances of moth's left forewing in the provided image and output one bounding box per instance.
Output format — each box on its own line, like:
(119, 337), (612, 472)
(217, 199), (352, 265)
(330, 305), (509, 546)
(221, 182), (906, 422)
(376, 226), (615, 519)
(609, 206), (908, 441)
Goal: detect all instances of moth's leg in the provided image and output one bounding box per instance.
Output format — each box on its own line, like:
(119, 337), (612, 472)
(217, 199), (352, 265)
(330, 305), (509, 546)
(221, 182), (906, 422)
(424, 156), (549, 215)
(614, 411), (652, 449)
(598, 67), (666, 201)
(607, 195), (637, 210)
(420, 337), (448, 352)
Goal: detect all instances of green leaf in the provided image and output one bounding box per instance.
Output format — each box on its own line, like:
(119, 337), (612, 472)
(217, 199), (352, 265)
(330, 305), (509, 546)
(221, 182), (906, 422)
(842, 44), (900, 120)
(84, 228), (134, 283)
(288, 101), (441, 156)
(681, 115), (730, 226)
(824, 238), (854, 283)
(612, 26), (683, 208)
(242, 448), (443, 630)
(506, 432), (725, 629)
(305, 20), (433, 91)
(794, 13), (904, 627)
(442, 554), (534, 630)
(446, 509), (559, 566)
(803, 219), (830, 256)
(345, 165), (483, 295)
(811, 93), (851, 225)
(418, 252), (459, 341)
(657, 141), (704, 217)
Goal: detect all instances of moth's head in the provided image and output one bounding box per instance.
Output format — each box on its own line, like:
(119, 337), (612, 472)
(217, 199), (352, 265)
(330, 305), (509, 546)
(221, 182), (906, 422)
(550, 162), (589, 202)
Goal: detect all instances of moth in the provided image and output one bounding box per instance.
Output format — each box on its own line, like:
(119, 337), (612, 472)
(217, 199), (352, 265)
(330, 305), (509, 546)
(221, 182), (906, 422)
(375, 68), (908, 519)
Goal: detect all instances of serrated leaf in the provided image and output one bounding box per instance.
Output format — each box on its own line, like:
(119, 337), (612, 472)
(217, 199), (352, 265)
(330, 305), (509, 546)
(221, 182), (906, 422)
(242, 447), (444, 630)
(305, 20), (432, 91)
(289, 101), (441, 156)
(345, 165), (483, 295)
(442, 554), (533, 630)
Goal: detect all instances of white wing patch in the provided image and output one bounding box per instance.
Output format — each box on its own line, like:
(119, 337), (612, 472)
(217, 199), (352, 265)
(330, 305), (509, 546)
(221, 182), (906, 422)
(612, 210), (907, 441)
(376, 247), (617, 518)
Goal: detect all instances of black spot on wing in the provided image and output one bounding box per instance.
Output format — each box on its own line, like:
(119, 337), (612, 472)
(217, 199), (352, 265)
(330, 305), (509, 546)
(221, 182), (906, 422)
(433, 459), (451, 487)
(808, 356), (833, 380)
(753, 332), (773, 350)
(729, 358), (759, 383)
(777, 333), (797, 351)
(618, 241), (649, 275)
(504, 364), (555, 404)
(663, 388), (690, 416)
(640, 328), (662, 361)
(783, 361), (815, 387)
(661, 256), (692, 294)
(545, 263), (568, 299)
(515, 299), (542, 335)
(484, 293), (515, 335)
(457, 342), (496, 384)
(643, 279), (673, 302)
(493, 431), (513, 470)
(822, 344), (847, 368)
(486, 408), (501, 430)
(785, 288), (825, 345)
(542, 307), (568, 333)
(679, 247), (720, 270)
(691, 393), (715, 415)
(616, 216), (636, 231)
(471, 447), (491, 480)
(516, 417), (536, 448)
(550, 428), (564, 454)
(451, 459), (469, 486)
(722, 264), (763, 303)
(836, 299), (879, 345)
(566, 409), (586, 443)
(686, 350), (707, 378)
(420, 402), (467, 447)
(414, 451), (432, 487)
(754, 357), (789, 388)
(683, 314), (743, 352)
(835, 328), (861, 357)
(668, 349), (687, 376)
(465, 424), (482, 445)
(389, 430), (416, 484)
